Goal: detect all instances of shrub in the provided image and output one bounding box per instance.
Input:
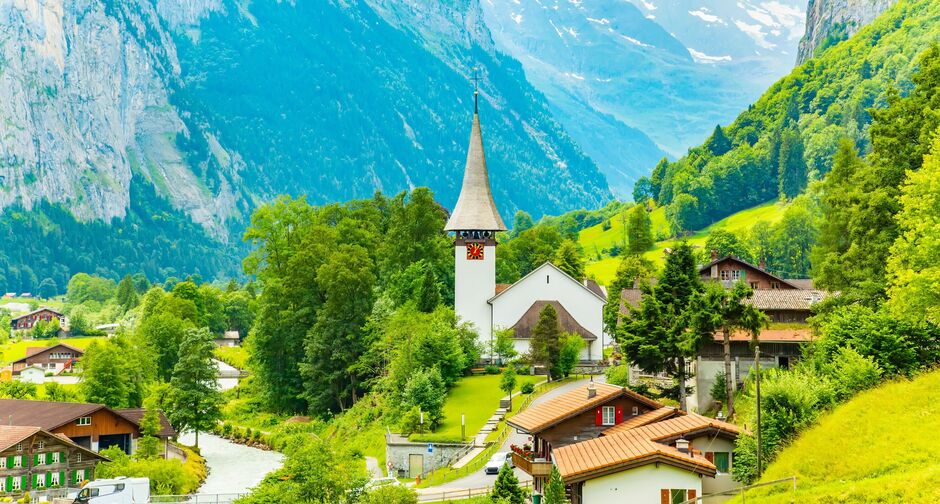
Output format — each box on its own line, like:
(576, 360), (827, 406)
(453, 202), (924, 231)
(710, 371), (728, 407)
(520, 382), (535, 394)
(604, 365), (630, 387)
(400, 368), (446, 429)
(221, 423), (232, 437)
(364, 485), (417, 504)
(490, 463), (524, 504)
(484, 365), (501, 375)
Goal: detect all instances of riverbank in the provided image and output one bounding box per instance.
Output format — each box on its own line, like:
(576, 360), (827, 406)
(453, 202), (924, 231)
(178, 432), (285, 495)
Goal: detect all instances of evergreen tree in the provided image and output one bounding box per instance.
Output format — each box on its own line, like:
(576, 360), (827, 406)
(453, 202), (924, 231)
(512, 211), (535, 237)
(618, 242), (703, 410)
(500, 366), (517, 411)
(544, 465), (569, 504)
(554, 240), (585, 280)
(116, 274), (139, 312)
(530, 304), (562, 379)
(416, 266), (440, 313)
(626, 204), (654, 254)
(706, 124), (733, 156)
(777, 125), (807, 199)
(490, 463), (525, 504)
(603, 255), (654, 335)
(168, 328), (223, 448)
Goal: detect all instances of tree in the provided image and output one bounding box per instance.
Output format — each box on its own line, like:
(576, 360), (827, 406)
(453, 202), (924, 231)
(490, 463), (525, 504)
(666, 194), (700, 236)
(116, 275), (139, 313)
(492, 328), (518, 364)
(400, 368), (446, 430)
(603, 255), (654, 335)
(544, 465), (569, 504)
(511, 211), (535, 237)
(416, 266), (440, 313)
(37, 278), (57, 299)
(887, 129), (940, 324)
(693, 281), (768, 417)
(633, 176), (655, 203)
(558, 333), (583, 378)
(705, 229), (752, 263)
(554, 240), (585, 280)
(530, 304), (562, 379)
(777, 125), (807, 199)
(168, 328), (223, 448)
(364, 486), (417, 504)
(32, 317), (61, 339)
(770, 196), (818, 278)
(626, 204), (654, 254)
(136, 397), (163, 460)
(82, 339), (145, 408)
(706, 124), (733, 156)
(66, 273), (116, 304)
(618, 242), (703, 410)
(42, 382), (78, 402)
(500, 366), (517, 411)
(138, 313), (191, 381)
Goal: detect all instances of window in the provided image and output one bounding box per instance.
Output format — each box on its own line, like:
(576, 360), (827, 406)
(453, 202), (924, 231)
(669, 489), (692, 504)
(601, 406), (615, 426)
(714, 452), (730, 473)
(36, 473), (46, 488)
(632, 406), (639, 416)
(0, 476), (4, 492)
(51, 471), (60, 486)
(76, 469), (86, 482)
(77, 452), (82, 463)
(750, 281), (759, 289)
(731, 270), (741, 281)
(53, 452), (60, 464)
(16, 442), (23, 452)
(14, 455), (22, 468)
(12, 476), (21, 490)
(37, 440), (44, 450)
(770, 281), (780, 289)
(0, 457), (5, 468)
(719, 270), (729, 281)
(76, 416), (92, 426)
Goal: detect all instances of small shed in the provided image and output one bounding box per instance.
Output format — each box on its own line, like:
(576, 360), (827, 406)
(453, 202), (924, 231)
(17, 365), (47, 384)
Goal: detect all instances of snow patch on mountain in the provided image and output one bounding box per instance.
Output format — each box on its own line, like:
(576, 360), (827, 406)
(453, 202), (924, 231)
(688, 48), (733, 63)
(689, 8), (725, 24)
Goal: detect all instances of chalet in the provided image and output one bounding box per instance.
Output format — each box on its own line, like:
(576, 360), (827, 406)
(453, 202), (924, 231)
(0, 425), (108, 497)
(0, 399), (175, 456)
(554, 412), (741, 503)
(10, 343), (84, 376)
(506, 382), (663, 494)
(699, 255), (802, 290)
(10, 307), (64, 331)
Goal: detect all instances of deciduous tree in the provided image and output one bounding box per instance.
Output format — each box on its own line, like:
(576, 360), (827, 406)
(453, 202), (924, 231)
(168, 328), (223, 448)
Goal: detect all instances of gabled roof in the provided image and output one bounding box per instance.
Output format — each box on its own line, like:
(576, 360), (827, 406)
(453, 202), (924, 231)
(699, 256), (802, 289)
(604, 406), (684, 432)
(489, 262), (607, 304)
(115, 409), (177, 437)
(507, 383), (662, 434)
(444, 112), (506, 232)
(11, 307), (64, 322)
(602, 411), (741, 439)
(14, 343), (85, 364)
(0, 399), (173, 437)
(510, 301), (597, 342)
(719, 327), (815, 343)
(747, 290), (830, 310)
(0, 425), (109, 462)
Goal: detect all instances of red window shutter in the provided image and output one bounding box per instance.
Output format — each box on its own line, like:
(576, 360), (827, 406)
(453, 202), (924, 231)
(705, 452), (714, 463)
(660, 489), (670, 504)
(615, 406), (623, 424)
(595, 407), (602, 426)
(687, 489), (697, 501)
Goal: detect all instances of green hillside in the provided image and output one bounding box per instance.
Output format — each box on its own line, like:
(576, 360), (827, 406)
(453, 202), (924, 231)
(734, 369), (940, 503)
(638, 0), (940, 234)
(582, 201), (790, 283)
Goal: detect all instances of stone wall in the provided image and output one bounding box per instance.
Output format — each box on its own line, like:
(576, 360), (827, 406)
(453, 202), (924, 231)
(385, 433), (471, 479)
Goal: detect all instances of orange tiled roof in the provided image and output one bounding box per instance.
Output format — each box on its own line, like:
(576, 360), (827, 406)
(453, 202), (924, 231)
(603, 406), (684, 433)
(507, 383), (661, 434)
(718, 327), (815, 343)
(0, 425), (40, 452)
(554, 429), (716, 482)
(604, 412), (741, 438)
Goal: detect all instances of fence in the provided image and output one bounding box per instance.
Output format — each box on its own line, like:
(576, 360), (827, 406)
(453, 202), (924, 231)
(417, 480), (533, 502)
(151, 494), (247, 503)
(416, 378), (573, 488)
(679, 477), (798, 504)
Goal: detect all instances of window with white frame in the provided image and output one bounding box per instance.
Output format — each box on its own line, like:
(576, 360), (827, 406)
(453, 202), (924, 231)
(12, 476), (21, 490)
(16, 442), (23, 452)
(77, 452), (82, 463)
(36, 473), (46, 488)
(602, 406), (616, 426)
(51, 471), (60, 486)
(76, 469), (85, 482)
(76, 416), (92, 426)
(14, 455), (22, 468)
(719, 270), (730, 280)
(37, 440), (44, 450)
(53, 452), (60, 464)
(0, 457), (5, 469)
(0, 476), (5, 492)
(731, 270), (741, 280)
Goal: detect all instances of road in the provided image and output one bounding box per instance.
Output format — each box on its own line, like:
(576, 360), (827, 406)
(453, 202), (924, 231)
(421, 376), (602, 492)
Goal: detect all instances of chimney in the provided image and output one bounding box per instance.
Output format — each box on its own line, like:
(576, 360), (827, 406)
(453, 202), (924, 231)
(759, 257), (767, 271)
(587, 381), (596, 399)
(676, 437), (690, 455)
(710, 249), (718, 261)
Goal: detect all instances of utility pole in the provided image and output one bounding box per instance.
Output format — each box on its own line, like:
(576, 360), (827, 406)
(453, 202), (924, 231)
(755, 341), (762, 478)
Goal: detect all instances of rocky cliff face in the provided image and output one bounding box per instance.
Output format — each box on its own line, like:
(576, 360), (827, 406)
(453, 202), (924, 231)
(796, 0), (896, 64)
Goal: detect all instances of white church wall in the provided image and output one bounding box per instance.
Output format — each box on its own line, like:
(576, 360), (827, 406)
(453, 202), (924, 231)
(454, 242), (497, 354)
(491, 263), (605, 362)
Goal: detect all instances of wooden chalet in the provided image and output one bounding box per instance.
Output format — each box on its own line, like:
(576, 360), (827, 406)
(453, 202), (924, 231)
(10, 308), (64, 331)
(699, 255), (801, 290)
(0, 425), (107, 497)
(10, 343), (84, 376)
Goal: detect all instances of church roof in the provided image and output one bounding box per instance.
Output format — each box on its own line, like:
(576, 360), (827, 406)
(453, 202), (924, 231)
(510, 300), (598, 342)
(444, 113), (507, 232)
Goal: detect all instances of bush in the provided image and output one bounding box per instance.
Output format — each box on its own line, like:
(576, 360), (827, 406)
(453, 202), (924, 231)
(364, 485), (417, 504)
(96, 446), (200, 494)
(604, 365), (630, 387)
(710, 371), (728, 407)
(400, 368), (446, 430)
(520, 382), (535, 394)
(484, 365), (501, 375)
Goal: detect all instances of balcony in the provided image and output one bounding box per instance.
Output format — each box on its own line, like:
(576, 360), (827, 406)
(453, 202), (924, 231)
(512, 451), (552, 477)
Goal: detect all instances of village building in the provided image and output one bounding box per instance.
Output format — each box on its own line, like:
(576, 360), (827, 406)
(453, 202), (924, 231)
(506, 382), (741, 502)
(0, 425), (108, 497)
(214, 330), (241, 347)
(699, 255), (804, 290)
(445, 89), (607, 362)
(0, 399), (175, 456)
(10, 343), (84, 376)
(16, 365), (47, 384)
(10, 307), (64, 332)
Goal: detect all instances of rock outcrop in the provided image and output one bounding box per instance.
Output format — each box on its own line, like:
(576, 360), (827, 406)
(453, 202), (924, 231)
(796, 0), (897, 64)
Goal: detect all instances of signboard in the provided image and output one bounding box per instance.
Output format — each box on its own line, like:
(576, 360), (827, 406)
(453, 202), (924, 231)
(427, 443), (433, 453)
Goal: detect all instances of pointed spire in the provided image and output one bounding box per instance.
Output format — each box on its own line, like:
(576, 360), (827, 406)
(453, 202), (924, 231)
(444, 81), (507, 232)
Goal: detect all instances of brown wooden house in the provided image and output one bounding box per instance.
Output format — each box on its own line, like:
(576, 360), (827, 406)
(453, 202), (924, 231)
(10, 343), (84, 376)
(0, 399), (175, 456)
(10, 308), (64, 331)
(0, 425), (107, 497)
(699, 255), (801, 290)
(506, 382), (663, 493)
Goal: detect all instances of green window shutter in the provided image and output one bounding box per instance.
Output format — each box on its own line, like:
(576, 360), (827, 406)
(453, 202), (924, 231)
(6, 456), (11, 468)
(60, 471), (65, 487)
(46, 452), (53, 464)
(22, 475), (27, 491)
(71, 470), (77, 485)
(5, 476), (11, 492)
(31, 473), (37, 489)
(62, 451), (67, 464)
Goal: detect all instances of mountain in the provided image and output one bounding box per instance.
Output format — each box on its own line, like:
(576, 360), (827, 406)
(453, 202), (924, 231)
(0, 0), (609, 290)
(479, 0), (807, 194)
(796, 0), (897, 64)
(639, 0), (939, 233)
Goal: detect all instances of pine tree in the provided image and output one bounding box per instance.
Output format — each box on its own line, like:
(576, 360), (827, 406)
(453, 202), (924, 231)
(512, 211), (535, 237)
(778, 125), (807, 199)
(416, 266), (440, 313)
(168, 328), (223, 448)
(490, 463), (525, 504)
(554, 240), (585, 280)
(626, 204), (654, 254)
(116, 274), (139, 313)
(530, 304), (562, 379)
(706, 124), (732, 156)
(544, 465), (569, 504)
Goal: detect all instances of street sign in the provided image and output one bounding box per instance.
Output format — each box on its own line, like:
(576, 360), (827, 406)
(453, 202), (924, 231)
(427, 443), (433, 453)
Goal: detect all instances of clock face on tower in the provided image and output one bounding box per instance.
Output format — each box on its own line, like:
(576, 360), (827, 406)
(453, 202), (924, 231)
(466, 242), (485, 260)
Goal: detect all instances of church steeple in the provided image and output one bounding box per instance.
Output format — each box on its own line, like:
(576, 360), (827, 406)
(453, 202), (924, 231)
(444, 80), (507, 232)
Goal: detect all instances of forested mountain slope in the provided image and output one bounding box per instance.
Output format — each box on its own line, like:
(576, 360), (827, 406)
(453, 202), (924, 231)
(797, 0), (897, 64)
(637, 0), (939, 234)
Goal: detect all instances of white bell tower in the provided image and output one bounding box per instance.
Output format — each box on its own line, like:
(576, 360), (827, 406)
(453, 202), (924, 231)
(445, 84), (506, 356)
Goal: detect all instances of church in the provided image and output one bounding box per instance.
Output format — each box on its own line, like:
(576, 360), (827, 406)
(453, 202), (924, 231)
(444, 91), (608, 364)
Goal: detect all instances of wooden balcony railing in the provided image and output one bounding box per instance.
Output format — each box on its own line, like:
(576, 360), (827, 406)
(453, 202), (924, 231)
(512, 452), (553, 477)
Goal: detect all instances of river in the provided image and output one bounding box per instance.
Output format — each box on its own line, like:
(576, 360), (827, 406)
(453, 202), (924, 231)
(177, 432), (284, 496)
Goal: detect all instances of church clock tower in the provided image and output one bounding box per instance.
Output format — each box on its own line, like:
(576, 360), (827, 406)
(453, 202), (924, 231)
(444, 86), (506, 353)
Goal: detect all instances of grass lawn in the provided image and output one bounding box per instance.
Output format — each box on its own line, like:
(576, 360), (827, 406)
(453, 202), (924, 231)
(584, 201), (789, 284)
(731, 369), (940, 503)
(411, 374), (543, 443)
(0, 336), (107, 365)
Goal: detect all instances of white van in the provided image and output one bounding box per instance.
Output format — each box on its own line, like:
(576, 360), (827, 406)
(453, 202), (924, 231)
(73, 477), (150, 504)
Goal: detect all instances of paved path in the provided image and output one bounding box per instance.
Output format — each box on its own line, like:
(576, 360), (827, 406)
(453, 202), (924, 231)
(419, 376), (604, 493)
(365, 456), (384, 479)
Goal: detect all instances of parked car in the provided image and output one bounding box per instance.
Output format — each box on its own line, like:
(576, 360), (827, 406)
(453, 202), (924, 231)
(73, 477), (150, 504)
(484, 451), (513, 475)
